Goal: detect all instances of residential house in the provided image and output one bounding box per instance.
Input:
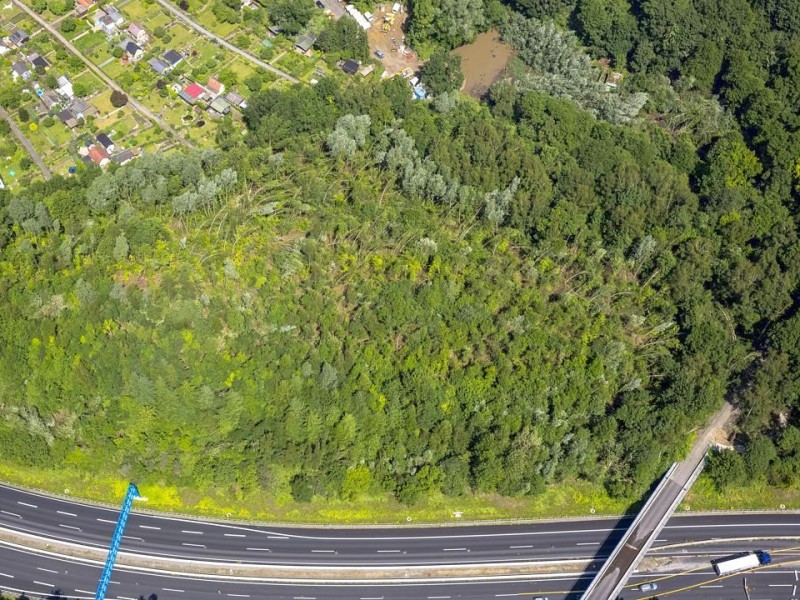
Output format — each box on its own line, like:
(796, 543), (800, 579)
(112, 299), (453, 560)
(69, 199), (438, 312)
(178, 82), (206, 104)
(93, 13), (117, 35)
(11, 61), (31, 82)
(88, 144), (110, 167)
(56, 75), (74, 98)
(127, 22), (149, 45)
(112, 149), (135, 165)
(8, 29), (29, 47)
(38, 90), (62, 111)
(341, 59), (359, 75)
(70, 98), (98, 119)
(267, 25), (283, 37)
(96, 132), (115, 153)
(75, 0), (96, 14)
(208, 96), (231, 116)
(123, 40), (143, 61)
(105, 6), (125, 26)
(58, 109), (80, 128)
(163, 49), (184, 67)
(206, 77), (225, 96)
(224, 91), (247, 109)
(148, 58), (169, 75)
(29, 53), (49, 70)
(294, 34), (316, 55)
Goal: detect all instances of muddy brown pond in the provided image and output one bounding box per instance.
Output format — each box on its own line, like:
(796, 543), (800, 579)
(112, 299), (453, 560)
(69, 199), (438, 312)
(452, 30), (514, 98)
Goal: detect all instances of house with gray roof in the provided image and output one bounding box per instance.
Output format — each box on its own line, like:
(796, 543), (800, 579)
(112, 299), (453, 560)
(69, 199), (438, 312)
(11, 60), (31, 81)
(8, 29), (29, 47)
(163, 49), (184, 66)
(148, 58), (169, 74)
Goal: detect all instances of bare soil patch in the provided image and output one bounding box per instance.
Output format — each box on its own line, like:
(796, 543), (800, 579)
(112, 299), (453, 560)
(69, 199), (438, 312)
(367, 4), (422, 77)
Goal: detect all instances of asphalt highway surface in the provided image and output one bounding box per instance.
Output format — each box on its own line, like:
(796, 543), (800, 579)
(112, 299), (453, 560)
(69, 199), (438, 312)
(2, 484), (800, 568)
(2, 483), (800, 600)
(4, 540), (800, 600)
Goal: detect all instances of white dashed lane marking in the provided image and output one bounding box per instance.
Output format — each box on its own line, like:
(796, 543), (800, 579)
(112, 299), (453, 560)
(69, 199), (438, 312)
(57, 510), (77, 517)
(17, 502), (38, 509)
(1, 510), (22, 518)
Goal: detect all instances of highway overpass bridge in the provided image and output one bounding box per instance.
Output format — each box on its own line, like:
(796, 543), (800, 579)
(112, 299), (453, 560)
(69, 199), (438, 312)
(580, 403), (732, 600)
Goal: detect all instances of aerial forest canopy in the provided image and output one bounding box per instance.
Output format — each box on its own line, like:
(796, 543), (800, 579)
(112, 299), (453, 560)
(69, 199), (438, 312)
(1, 0), (800, 509)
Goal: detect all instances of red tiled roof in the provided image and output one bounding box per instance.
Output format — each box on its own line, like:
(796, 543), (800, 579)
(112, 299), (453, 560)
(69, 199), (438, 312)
(184, 83), (205, 99)
(207, 77), (223, 93)
(88, 144), (109, 164)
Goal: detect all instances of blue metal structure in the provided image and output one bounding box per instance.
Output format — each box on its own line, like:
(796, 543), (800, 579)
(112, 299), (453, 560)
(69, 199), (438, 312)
(94, 483), (140, 600)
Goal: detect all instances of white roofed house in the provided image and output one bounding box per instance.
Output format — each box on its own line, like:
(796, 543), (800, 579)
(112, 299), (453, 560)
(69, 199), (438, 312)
(93, 12), (117, 35)
(56, 75), (74, 98)
(105, 6), (125, 26)
(127, 22), (149, 45)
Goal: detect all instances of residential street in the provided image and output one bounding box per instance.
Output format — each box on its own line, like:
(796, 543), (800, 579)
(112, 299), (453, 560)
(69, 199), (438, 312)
(11, 0), (194, 149)
(0, 104), (52, 180)
(154, 0), (300, 84)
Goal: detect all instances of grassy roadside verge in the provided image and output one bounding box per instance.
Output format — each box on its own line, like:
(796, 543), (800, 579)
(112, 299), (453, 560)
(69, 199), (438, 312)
(0, 462), (797, 525)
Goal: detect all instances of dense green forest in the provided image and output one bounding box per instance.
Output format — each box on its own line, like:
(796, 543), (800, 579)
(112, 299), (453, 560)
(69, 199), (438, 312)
(1, 0), (800, 507)
(404, 0), (800, 492)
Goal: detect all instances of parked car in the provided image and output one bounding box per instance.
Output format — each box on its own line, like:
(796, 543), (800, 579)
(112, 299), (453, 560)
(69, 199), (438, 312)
(639, 582), (658, 592)
(375, 50), (385, 58)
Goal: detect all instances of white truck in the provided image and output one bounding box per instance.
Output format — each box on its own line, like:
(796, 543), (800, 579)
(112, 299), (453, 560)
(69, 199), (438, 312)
(712, 551), (772, 575)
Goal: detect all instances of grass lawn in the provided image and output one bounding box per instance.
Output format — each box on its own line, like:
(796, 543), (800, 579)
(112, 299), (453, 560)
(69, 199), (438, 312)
(195, 8), (238, 37)
(63, 18), (91, 41)
(145, 11), (172, 30)
(119, 0), (153, 22)
(274, 51), (315, 79)
(105, 112), (140, 138)
(102, 58), (128, 79)
(167, 23), (195, 49)
(226, 58), (256, 81)
(73, 30), (106, 53)
(92, 90), (116, 114)
(73, 71), (104, 96)
(1, 456), (799, 526)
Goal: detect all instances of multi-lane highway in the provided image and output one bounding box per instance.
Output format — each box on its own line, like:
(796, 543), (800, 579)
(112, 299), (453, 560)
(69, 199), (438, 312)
(1, 483), (799, 599)
(5, 539), (800, 600)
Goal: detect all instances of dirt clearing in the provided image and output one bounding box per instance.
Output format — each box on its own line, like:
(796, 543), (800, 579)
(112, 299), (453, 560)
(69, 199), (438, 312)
(367, 4), (422, 77)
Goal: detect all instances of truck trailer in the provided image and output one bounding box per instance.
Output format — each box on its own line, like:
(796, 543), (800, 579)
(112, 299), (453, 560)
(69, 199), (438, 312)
(712, 551), (771, 576)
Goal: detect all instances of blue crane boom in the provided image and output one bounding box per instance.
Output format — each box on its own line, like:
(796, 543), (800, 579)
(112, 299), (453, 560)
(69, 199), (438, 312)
(94, 483), (141, 600)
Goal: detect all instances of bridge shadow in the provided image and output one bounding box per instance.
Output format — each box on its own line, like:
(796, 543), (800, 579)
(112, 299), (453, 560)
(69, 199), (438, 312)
(562, 507), (639, 600)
